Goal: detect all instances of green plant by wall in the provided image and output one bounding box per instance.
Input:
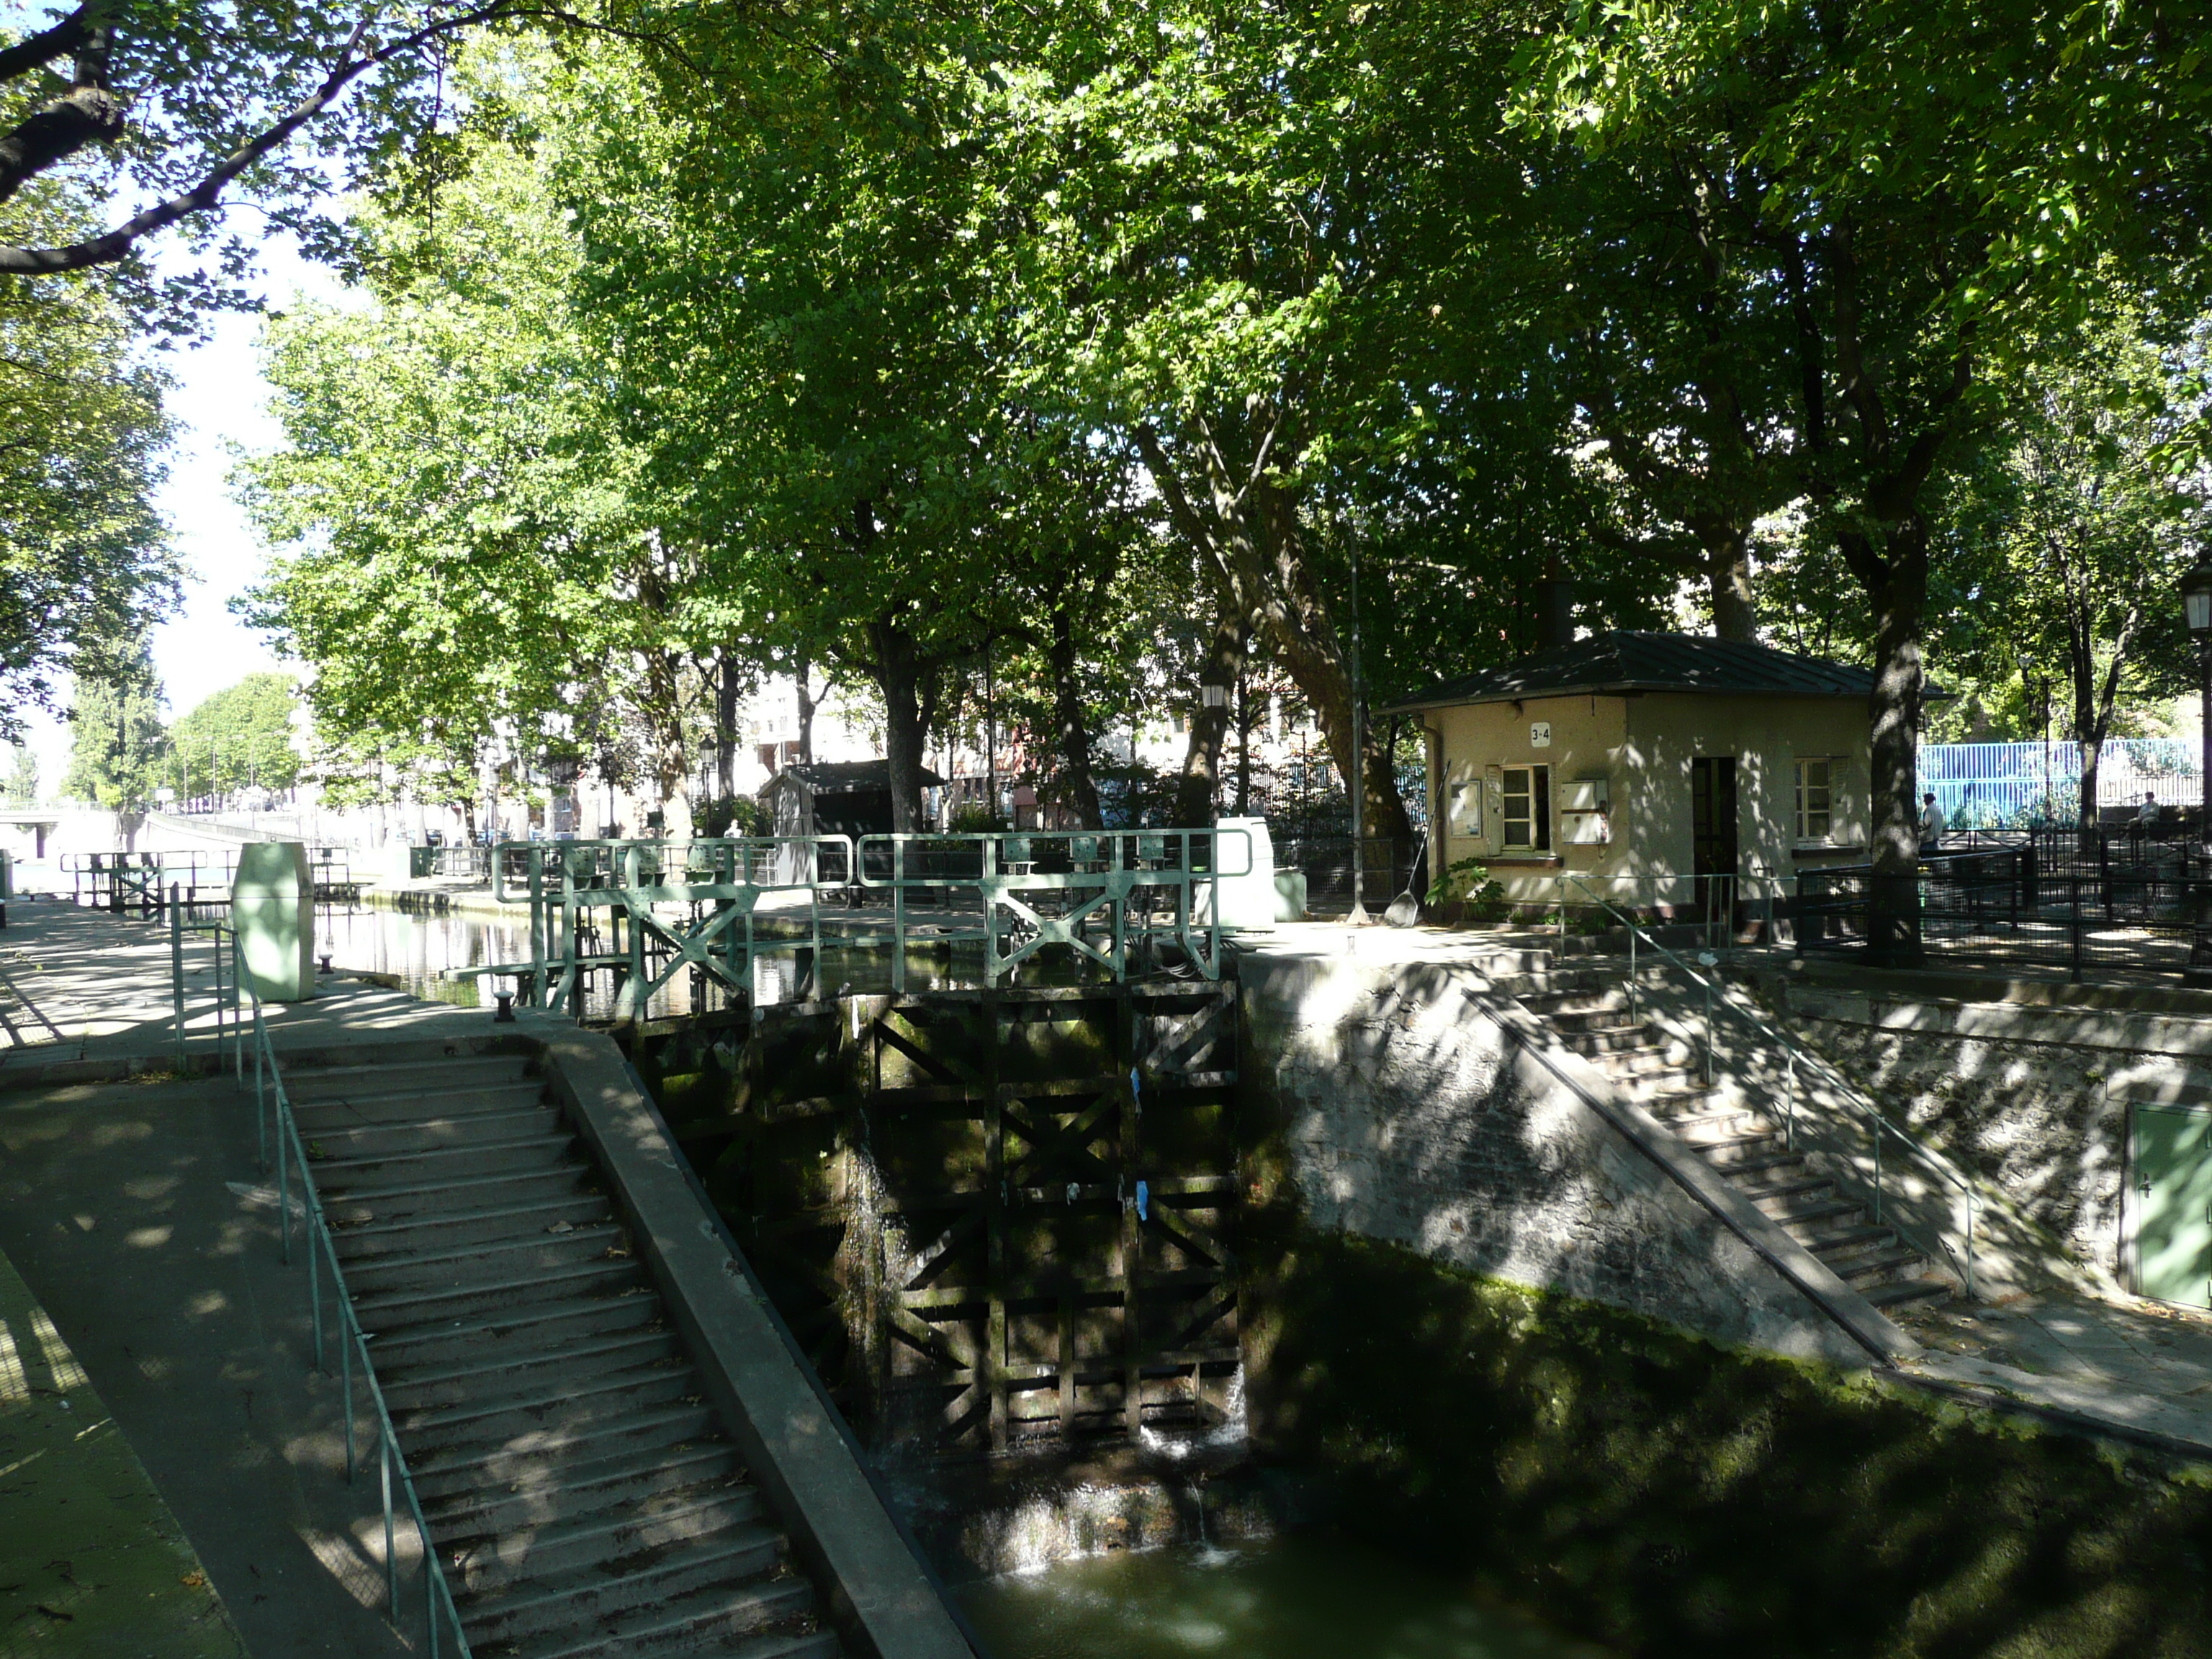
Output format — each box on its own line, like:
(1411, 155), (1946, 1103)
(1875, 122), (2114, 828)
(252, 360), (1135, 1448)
(1241, 1226), (2212, 1659)
(1428, 855), (1508, 920)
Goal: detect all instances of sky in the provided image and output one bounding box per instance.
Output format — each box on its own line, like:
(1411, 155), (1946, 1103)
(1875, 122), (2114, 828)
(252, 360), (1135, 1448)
(19, 238), (343, 798)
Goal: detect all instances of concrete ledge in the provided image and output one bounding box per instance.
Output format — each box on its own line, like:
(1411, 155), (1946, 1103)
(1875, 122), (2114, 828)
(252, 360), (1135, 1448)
(1885, 1354), (2212, 1464)
(535, 1025), (976, 1659)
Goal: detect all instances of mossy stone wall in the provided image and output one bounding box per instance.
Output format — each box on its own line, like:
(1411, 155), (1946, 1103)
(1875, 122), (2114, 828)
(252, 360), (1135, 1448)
(1243, 1226), (2212, 1659)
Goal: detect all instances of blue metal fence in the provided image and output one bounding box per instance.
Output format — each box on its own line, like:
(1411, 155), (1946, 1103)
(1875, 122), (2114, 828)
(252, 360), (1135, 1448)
(1920, 740), (2201, 829)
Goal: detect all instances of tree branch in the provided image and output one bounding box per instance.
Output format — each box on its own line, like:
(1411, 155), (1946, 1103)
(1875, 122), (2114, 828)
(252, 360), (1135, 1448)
(0, 5), (91, 86)
(0, 4), (513, 274)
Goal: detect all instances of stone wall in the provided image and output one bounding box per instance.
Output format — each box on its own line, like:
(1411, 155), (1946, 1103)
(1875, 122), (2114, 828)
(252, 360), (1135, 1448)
(1236, 950), (1874, 1367)
(1747, 965), (2212, 1288)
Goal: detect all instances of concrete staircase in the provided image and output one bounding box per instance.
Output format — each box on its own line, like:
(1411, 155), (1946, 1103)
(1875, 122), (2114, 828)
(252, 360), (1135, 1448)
(1498, 957), (1951, 1313)
(288, 1053), (841, 1659)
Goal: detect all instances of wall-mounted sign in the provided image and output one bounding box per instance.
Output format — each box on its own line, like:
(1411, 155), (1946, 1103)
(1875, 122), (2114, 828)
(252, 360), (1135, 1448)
(1529, 721), (1552, 748)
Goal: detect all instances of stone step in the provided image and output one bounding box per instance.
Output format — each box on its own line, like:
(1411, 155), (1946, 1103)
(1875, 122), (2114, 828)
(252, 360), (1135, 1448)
(423, 1442), (745, 1545)
(1824, 1245), (1927, 1286)
(460, 1527), (790, 1648)
(1864, 1277), (1953, 1310)
(367, 1287), (665, 1371)
(1742, 1173), (1838, 1208)
(1515, 989), (1632, 1017)
(341, 1223), (630, 1298)
(1552, 1026), (1665, 1058)
(1680, 1128), (1784, 1162)
(1760, 1193), (1858, 1228)
(323, 1164), (603, 1228)
(1647, 1103), (1764, 1137)
(333, 1191), (616, 1257)
(1793, 1221), (1895, 1256)
(291, 1082), (550, 1128)
(352, 1256), (649, 1332)
(401, 1364), (701, 1465)
(407, 1400), (722, 1503)
(284, 1056), (537, 1102)
(383, 1327), (682, 1413)
(314, 1131), (581, 1189)
(295, 1105), (560, 1159)
(1711, 1148), (1807, 1179)
(1540, 1007), (1642, 1034)
(454, 1485), (766, 1595)
(508, 1581), (827, 1659)
(1593, 1045), (1697, 1079)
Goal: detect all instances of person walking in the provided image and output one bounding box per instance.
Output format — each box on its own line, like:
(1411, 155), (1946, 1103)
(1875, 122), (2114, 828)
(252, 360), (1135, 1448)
(1918, 791), (1946, 853)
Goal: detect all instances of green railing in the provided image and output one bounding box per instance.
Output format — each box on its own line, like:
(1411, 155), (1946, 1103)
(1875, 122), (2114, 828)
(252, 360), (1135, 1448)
(452, 828), (1255, 1014)
(454, 835), (851, 1017)
(854, 827), (1254, 991)
(1564, 874), (1979, 1299)
(228, 937), (475, 1657)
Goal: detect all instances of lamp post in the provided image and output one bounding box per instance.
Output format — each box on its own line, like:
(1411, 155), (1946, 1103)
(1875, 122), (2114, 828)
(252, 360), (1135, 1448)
(2182, 557), (2212, 985)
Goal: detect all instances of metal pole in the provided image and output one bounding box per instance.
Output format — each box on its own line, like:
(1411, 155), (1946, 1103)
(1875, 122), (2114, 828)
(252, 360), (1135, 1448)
(1348, 527), (1368, 925)
(341, 1314), (354, 1480)
(169, 885), (184, 1070)
(308, 1210), (323, 1370)
(1628, 920), (1637, 1025)
(276, 1088), (290, 1266)
(382, 1432), (397, 1611)
(1785, 1050), (1796, 1151)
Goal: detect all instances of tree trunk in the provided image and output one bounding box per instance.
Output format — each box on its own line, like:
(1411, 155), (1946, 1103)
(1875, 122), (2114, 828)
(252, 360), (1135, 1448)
(870, 615), (936, 833)
(1860, 531), (1929, 965)
(1234, 662), (1253, 815)
(1174, 606), (1248, 826)
(1133, 421), (1413, 845)
(715, 652), (739, 799)
(1707, 526), (1758, 642)
(1046, 604), (1103, 827)
(796, 644), (816, 766)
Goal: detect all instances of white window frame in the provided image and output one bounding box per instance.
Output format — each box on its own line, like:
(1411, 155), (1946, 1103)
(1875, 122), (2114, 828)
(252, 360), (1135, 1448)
(1795, 757), (1835, 844)
(1501, 763), (1551, 851)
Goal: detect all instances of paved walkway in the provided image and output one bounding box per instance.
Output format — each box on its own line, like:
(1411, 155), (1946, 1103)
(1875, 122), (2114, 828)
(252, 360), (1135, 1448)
(0, 1245), (242, 1657)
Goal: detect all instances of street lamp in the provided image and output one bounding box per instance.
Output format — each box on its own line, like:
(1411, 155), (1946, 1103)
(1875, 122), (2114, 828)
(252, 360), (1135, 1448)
(2182, 557), (2212, 984)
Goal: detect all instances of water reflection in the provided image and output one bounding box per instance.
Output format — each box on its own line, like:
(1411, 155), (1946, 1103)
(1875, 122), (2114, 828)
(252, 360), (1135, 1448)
(959, 1535), (1614, 1659)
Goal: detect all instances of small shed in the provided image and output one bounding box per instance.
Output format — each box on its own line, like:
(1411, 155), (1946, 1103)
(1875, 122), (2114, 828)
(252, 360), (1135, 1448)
(1385, 632), (1906, 917)
(757, 760), (945, 843)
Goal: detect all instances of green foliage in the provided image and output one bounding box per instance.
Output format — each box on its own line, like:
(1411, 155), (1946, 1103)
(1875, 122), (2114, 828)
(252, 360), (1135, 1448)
(60, 638), (164, 809)
(237, 58), (656, 811)
(166, 673), (300, 799)
(694, 794), (765, 840)
(1426, 856), (1506, 921)
(4, 742), (35, 807)
(0, 170), (177, 737)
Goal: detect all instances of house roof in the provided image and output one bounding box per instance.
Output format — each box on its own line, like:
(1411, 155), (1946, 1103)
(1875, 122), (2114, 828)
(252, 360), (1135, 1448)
(759, 759), (945, 797)
(1380, 631), (1943, 712)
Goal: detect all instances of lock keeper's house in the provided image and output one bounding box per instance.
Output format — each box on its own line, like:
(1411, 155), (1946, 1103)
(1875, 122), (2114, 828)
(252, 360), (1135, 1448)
(1384, 632), (1897, 920)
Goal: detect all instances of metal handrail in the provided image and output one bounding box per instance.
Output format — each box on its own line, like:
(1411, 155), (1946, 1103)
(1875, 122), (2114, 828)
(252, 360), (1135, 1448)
(853, 827), (1254, 988)
(230, 940), (475, 1657)
(1564, 875), (1978, 1298)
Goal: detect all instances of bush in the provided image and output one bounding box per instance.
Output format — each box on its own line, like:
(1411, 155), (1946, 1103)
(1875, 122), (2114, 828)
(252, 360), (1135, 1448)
(1428, 855), (1509, 920)
(695, 793), (764, 837)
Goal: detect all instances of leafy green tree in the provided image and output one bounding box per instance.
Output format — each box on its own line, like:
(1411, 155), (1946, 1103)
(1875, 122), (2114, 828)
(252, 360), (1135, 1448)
(167, 672), (300, 799)
(237, 72), (661, 819)
(60, 634), (163, 806)
(4, 741), (35, 806)
(1, 165), (176, 735)
(1510, 0), (2212, 953)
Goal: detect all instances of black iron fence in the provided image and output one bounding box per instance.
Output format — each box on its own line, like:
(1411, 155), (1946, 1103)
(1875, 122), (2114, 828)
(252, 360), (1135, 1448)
(1797, 824), (2210, 981)
(1272, 832), (1425, 910)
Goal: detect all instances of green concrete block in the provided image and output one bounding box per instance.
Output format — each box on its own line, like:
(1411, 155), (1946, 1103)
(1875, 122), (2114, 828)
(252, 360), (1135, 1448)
(232, 843), (314, 1003)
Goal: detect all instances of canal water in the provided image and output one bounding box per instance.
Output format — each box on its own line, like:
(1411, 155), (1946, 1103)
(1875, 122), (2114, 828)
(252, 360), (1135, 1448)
(959, 1535), (1613, 1659)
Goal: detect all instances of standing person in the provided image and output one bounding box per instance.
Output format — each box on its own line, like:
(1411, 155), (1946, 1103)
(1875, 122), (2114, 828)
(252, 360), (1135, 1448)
(1917, 791), (1946, 853)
